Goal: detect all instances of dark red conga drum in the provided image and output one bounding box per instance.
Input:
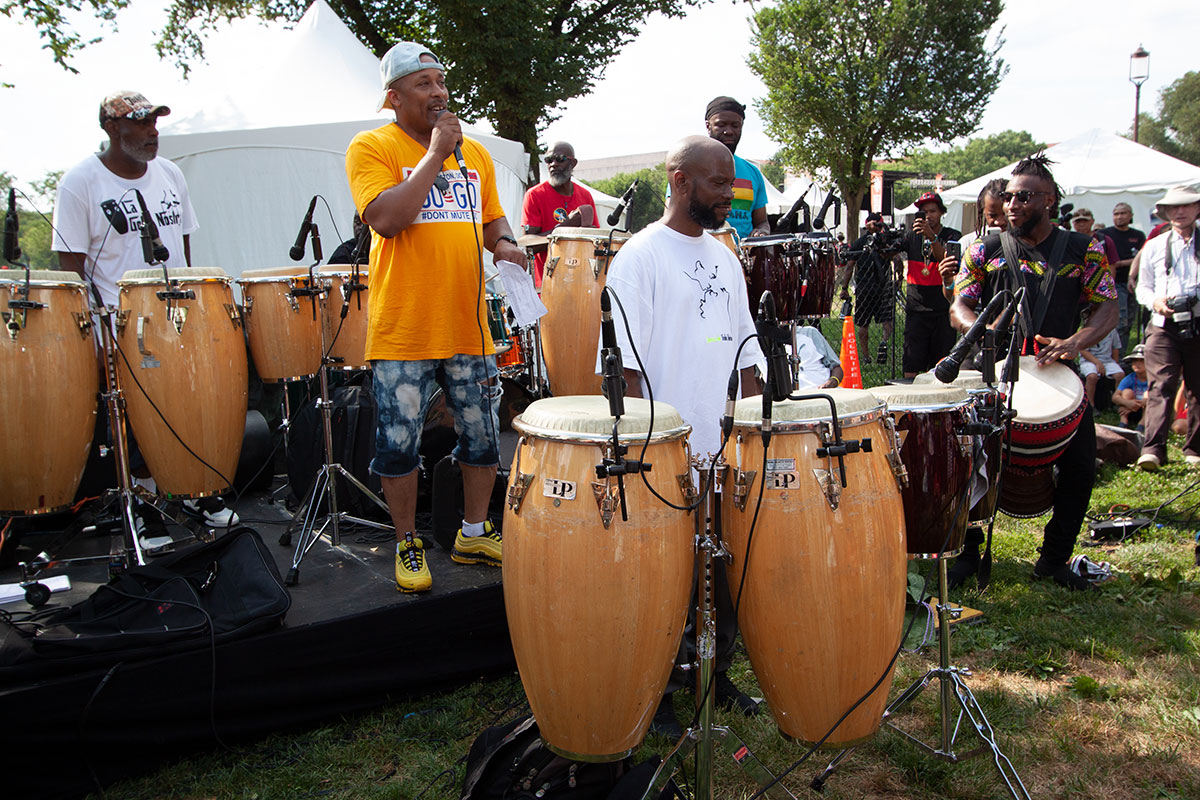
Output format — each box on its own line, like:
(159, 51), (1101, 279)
(740, 234), (802, 319)
(795, 233), (836, 318)
(868, 384), (975, 558)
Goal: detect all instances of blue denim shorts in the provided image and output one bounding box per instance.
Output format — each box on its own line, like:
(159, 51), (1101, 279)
(370, 355), (502, 478)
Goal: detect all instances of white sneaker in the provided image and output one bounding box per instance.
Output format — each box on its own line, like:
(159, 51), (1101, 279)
(183, 498), (240, 527)
(1185, 455), (1200, 467)
(1136, 453), (1160, 472)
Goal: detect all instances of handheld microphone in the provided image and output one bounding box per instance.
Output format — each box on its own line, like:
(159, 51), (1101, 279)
(607, 180), (638, 227)
(933, 290), (1007, 383)
(134, 189), (169, 263)
(434, 110), (468, 179)
(289, 196), (318, 261)
(600, 290), (626, 418)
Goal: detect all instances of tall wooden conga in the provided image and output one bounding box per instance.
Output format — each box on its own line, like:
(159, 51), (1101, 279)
(539, 229), (628, 396)
(318, 265), (370, 371)
(115, 268), (247, 497)
(722, 389), (907, 747)
(0, 271), (98, 514)
(237, 266), (323, 382)
(503, 396), (693, 760)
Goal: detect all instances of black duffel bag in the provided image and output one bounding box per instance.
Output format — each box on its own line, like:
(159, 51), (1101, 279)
(31, 527), (290, 658)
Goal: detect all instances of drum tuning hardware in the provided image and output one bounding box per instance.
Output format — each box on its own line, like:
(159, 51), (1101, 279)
(224, 303), (242, 329)
(286, 293), (299, 313)
(591, 481), (619, 529)
(2, 310), (23, 339)
(731, 469), (756, 512)
(507, 472), (533, 514)
(168, 304), (188, 335)
(544, 255), (559, 278)
(136, 316), (153, 357)
(812, 468), (842, 510)
(676, 473), (698, 506)
(243, 295), (254, 315)
(72, 311), (92, 338)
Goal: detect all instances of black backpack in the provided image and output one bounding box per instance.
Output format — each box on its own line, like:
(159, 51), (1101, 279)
(460, 715), (678, 800)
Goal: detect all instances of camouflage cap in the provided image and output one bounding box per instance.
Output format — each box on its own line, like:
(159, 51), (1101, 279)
(99, 91), (171, 126)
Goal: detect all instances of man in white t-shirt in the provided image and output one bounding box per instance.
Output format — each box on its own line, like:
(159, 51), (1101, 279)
(601, 135), (764, 737)
(54, 91), (198, 306)
(52, 90), (236, 528)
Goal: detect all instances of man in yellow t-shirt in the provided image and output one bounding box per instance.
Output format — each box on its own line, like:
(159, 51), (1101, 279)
(345, 41), (525, 593)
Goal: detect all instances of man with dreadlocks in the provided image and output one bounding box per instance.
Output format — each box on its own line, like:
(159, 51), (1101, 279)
(948, 154), (1118, 591)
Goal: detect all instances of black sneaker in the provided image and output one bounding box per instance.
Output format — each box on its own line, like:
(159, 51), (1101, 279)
(713, 671), (760, 715)
(649, 694), (684, 739)
(1033, 558), (1094, 591)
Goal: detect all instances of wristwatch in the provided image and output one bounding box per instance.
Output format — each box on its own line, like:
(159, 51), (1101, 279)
(497, 234), (519, 247)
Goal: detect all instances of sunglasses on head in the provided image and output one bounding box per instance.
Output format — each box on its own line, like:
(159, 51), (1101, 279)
(544, 155), (571, 165)
(1000, 190), (1051, 204)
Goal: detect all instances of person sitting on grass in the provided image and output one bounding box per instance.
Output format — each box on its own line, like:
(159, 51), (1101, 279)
(1113, 344), (1148, 430)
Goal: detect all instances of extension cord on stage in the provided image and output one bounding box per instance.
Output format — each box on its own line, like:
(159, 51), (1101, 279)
(1087, 517), (1151, 542)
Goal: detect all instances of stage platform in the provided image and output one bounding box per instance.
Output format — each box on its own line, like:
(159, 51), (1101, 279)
(0, 487), (515, 799)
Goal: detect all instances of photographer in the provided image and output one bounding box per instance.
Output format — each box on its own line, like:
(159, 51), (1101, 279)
(902, 192), (960, 377)
(1133, 186), (1200, 471)
(842, 211), (903, 364)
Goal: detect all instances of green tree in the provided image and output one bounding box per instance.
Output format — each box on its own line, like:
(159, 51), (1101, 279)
(760, 153), (786, 191)
(0, 0), (129, 78)
(591, 165), (667, 233)
(156, 0), (708, 180)
(749, 0), (1005, 241)
(884, 129), (1043, 208)
(1129, 71), (1200, 166)
(0, 171), (58, 269)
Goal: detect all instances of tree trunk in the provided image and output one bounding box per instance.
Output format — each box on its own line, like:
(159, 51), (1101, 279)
(494, 115), (540, 188)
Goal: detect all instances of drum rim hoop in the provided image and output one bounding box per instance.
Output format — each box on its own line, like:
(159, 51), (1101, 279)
(546, 230), (631, 243)
(118, 276), (232, 287)
(881, 399), (974, 413)
(730, 405), (885, 432)
(511, 418), (691, 444)
(0, 278), (88, 289)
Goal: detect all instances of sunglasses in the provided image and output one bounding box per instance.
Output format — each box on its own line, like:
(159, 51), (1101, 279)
(1000, 190), (1051, 204)
(544, 155), (572, 165)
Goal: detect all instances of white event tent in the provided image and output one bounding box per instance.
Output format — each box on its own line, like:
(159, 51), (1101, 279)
(156, 0), (530, 278)
(941, 129), (1200, 235)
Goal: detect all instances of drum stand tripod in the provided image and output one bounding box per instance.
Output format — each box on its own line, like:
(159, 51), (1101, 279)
(279, 278), (392, 585)
(640, 472), (797, 800)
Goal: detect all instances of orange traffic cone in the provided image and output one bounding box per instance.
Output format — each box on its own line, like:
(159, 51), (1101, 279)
(840, 314), (863, 389)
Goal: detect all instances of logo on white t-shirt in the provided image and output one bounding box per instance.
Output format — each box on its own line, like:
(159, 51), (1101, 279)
(684, 259), (730, 320)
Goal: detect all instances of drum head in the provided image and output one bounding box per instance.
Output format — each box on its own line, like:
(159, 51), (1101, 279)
(1010, 357), (1083, 424)
(515, 396), (687, 439)
(548, 228), (630, 244)
(914, 369), (991, 392)
(0, 269), (85, 286)
(868, 383), (970, 410)
(239, 266), (313, 281)
(119, 266), (229, 283)
(732, 388), (881, 425)
(740, 234), (798, 251)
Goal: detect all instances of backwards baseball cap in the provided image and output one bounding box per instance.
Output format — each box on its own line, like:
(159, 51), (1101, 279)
(865, 211), (884, 222)
(99, 91), (170, 127)
(914, 191), (946, 212)
(705, 96), (745, 121)
(1156, 185), (1200, 208)
(378, 41), (446, 111)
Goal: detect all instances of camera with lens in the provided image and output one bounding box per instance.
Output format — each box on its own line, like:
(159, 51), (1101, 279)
(1167, 293), (1200, 338)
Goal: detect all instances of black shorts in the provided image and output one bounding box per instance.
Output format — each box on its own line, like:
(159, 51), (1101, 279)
(854, 277), (893, 325)
(903, 310), (955, 374)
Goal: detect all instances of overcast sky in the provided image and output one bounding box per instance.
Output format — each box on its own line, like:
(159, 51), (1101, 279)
(0, 0), (1189, 198)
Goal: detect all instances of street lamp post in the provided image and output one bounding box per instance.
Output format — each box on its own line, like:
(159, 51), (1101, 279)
(1129, 45), (1150, 143)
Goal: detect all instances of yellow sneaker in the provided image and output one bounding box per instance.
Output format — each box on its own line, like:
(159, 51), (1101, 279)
(395, 533), (432, 593)
(451, 520), (502, 566)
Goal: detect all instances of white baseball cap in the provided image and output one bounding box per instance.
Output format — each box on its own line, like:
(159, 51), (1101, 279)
(378, 41), (446, 112)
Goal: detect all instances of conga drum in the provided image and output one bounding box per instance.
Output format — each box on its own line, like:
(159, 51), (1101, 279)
(914, 369), (1003, 525)
(539, 229), (629, 396)
(503, 396), (693, 760)
(707, 226), (740, 255)
(115, 268), (247, 497)
(998, 357), (1087, 518)
(795, 233), (837, 318)
(722, 389), (907, 747)
(318, 265), (369, 370)
(740, 234), (802, 319)
(237, 266), (322, 382)
(0, 271), (98, 514)
(868, 384), (974, 558)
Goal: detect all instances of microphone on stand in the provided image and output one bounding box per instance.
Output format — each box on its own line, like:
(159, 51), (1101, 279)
(4, 187), (22, 264)
(289, 196), (318, 261)
(134, 189), (170, 264)
(607, 180), (638, 227)
(933, 290), (1008, 383)
(599, 290), (626, 419)
(757, 290), (791, 447)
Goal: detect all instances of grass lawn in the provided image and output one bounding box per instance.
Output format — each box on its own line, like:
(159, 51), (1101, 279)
(99, 415), (1200, 800)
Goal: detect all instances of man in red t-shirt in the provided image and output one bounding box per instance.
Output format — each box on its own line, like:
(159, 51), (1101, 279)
(521, 141), (598, 287)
